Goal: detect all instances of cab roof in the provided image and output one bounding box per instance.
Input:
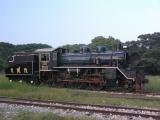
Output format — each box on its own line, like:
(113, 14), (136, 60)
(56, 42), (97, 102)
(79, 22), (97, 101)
(34, 48), (55, 53)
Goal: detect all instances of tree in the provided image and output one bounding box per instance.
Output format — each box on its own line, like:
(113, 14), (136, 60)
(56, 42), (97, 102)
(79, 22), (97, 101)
(126, 32), (160, 74)
(90, 36), (120, 50)
(138, 32), (160, 49)
(142, 47), (160, 74)
(62, 44), (86, 53)
(15, 43), (52, 52)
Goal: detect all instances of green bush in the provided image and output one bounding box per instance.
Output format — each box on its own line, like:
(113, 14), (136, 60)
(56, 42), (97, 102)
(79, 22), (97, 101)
(145, 76), (160, 92)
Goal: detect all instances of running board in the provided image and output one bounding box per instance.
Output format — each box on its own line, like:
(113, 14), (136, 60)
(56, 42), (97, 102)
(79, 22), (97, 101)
(53, 66), (118, 69)
(53, 66), (135, 81)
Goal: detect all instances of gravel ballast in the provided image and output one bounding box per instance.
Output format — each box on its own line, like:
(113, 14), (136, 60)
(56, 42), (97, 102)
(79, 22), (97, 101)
(0, 103), (155, 120)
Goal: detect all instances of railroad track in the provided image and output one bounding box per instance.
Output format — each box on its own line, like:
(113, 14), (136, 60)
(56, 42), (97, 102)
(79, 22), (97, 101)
(76, 89), (160, 100)
(104, 91), (160, 100)
(0, 97), (159, 119)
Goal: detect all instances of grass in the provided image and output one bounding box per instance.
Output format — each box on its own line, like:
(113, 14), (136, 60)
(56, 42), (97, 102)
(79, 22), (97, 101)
(0, 75), (160, 109)
(0, 112), (96, 120)
(145, 76), (160, 92)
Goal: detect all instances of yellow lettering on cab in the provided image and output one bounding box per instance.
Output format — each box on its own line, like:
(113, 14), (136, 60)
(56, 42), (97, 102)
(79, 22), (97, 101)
(17, 67), (21, 74)
(24, 67), (28, 73)
(10, 68), (14, 73)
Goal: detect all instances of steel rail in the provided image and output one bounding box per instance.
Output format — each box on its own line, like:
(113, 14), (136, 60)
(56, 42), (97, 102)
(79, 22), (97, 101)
(0, 97), (159, 119)
(74, 89), (160, 101)
(0, 96), (159, 112)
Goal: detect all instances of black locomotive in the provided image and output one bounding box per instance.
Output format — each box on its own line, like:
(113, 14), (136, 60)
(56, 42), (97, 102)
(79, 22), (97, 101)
(5, 45), (145, 91)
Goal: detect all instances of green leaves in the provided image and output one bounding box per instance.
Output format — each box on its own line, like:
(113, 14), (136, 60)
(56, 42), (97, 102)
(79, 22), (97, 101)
(142, 47), (160, 74)
(90, 36), (120, 50)
(128, 32), (160, 74)
(62, 36), (120, 52)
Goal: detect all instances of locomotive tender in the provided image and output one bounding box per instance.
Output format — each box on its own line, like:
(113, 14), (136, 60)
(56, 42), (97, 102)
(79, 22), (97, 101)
(5, 45), (145, 91)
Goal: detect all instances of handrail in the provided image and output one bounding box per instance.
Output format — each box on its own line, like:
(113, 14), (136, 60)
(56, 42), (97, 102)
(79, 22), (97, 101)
(117, 67), (135, 81)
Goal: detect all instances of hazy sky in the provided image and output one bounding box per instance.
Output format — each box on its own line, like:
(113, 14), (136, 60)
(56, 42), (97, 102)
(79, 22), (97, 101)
(0, 0), (160, 47)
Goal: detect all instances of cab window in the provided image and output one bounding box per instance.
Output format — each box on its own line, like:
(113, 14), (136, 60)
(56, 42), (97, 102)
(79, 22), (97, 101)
(41, 53), (50, 61)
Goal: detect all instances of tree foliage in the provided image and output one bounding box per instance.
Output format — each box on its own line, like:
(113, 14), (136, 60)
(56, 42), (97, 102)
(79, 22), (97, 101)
(142, 47), (160, 74)
(62, 44), (85, 53)
(126, 32), (160, 74)
(90, 36), (120, 50)
(62, 36), (120, 52)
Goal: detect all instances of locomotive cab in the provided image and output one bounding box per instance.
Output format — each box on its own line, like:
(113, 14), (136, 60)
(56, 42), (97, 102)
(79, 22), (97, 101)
(35, 48), (56, 71)
(35, 48), (68, 70)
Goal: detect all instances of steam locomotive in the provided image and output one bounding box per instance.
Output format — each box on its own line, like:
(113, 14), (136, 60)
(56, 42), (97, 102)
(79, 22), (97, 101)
(5, 45), (145, 91)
